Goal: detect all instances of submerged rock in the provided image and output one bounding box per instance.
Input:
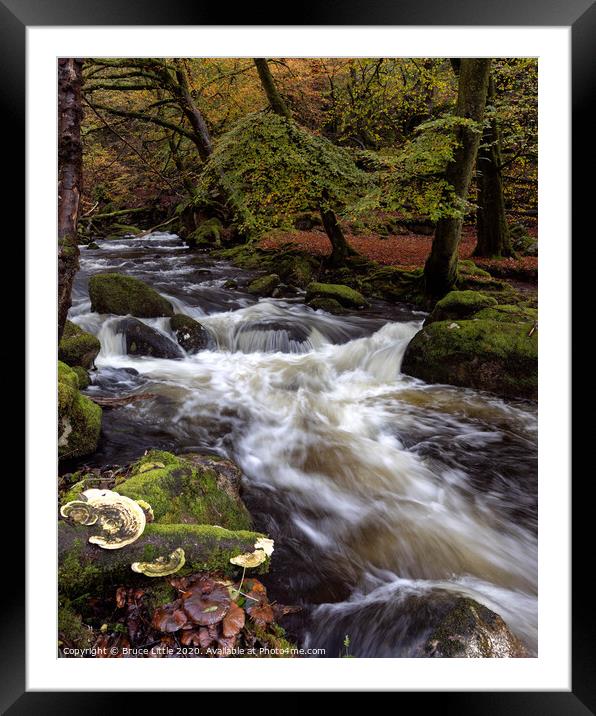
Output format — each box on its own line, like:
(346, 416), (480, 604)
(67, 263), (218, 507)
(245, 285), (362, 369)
(170, 314), (210, 353)
(89, 273), (174, 318)
(424, 597), (528, 658)
(116, 318), (183, 359)
(58, 361), (102, 460)
(59, 320), (100, 369)
(247, 273), (280, 297)
(401, 315), (537, 399)
(305, 282), (369, 309)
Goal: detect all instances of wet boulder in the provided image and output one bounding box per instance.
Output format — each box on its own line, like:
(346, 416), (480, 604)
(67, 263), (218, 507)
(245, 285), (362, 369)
(247, 273), (280, 297)
(305, 282), (369, 309)
(58, 361), (102, 460)
(234, 319), (311, 353)
(424, 597), (528, 658)
(401, 316), (537, 399)
(425, 291), (497, 325)
(170, 314), (211, 353)
(116, 318), (183, 359)
(114, 450), (253, 531)
(89, 273), (174, 318)
(58, 320), (101, 369)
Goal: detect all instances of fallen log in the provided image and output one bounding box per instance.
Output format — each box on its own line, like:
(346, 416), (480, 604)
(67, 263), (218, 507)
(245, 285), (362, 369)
(58, 521), (267, 597)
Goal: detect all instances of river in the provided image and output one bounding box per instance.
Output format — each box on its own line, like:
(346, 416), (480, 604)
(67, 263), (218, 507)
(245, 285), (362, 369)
(66, 232), (537, 657)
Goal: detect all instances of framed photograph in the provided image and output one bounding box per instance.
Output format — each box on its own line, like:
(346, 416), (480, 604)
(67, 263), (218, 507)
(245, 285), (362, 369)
(9, 0), (586, 707)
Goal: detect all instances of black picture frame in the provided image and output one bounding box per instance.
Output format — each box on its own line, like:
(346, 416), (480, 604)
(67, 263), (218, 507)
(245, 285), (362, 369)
(10, 0), (587, 709)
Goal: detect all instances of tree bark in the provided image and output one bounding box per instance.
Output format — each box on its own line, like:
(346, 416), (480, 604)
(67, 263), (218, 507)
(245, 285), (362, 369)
(424, 59), (491, 298)
(254, 59), (292, 119)
(58, 58), (84, 341)
(473, 75), (514, 258)
(172, 60), (213, 160)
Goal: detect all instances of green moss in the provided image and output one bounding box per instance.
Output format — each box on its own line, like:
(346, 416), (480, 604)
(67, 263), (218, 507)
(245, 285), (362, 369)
(458, 259), (492, 278)
(401, 318), (537, 399)
(88, 273), (174, 317)
(58, 362), (102, 460)
(474, 304), (538, 323)
(187, 218), (223, 248)
(58, 522), (269, 597)
(307, 297), (346, 315)
(58, 601), (95, 649)
(118, 452), (252, 530)
(426, 291), (497, 324)
(305, 282), (369, 309)
(247, 274), (280, 297)
(72, 365), (90, 389)
(58, 538), (103, 598)
(59, 321), (101, 369)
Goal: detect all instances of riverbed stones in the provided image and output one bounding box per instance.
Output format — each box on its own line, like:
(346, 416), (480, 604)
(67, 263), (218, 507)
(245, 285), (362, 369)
(170, 314), (210, 353)
(89, 273), (174, 317)
(59, 320), (101, 369)
(58, 361), (102, 460)
(116, 318), (183, 359)
(305, 282), (369, 309)
(424, 597), (528, 658)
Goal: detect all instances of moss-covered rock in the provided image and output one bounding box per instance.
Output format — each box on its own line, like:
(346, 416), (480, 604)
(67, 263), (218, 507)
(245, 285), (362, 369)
(187, 218), (223, 248)
(305, 282), (369, 309)
(276, 254), (316, 288)
(58, 361), (102, 460)
(425, 291), (497, 325)
(307, 297), (346, 315)
(89, 273), (174, 317)
(117, 451), (252, 531)
(58, 522), (267, 597)
(58, 320), (101, 369)
(360, 266), (424, 304)
(424, 597), (528, 657)
(401, 318), (537, 399)
(170, 314), (210, 353)
(474, 304), (538, 323)
(72, 365), (90, 389)
(247, 274), (280, 297)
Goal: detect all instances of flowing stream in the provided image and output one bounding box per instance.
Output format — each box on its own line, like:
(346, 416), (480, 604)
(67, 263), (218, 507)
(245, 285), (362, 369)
(67, 232), (537, 657)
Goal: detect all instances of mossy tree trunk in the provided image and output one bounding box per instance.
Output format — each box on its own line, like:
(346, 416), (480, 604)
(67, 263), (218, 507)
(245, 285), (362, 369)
(254, 58), (355, 266)
(254, 59), (292, 119)
(58, 58), (83, 341)
(424, 59), (491, 298)
(473, 75), (514, 258)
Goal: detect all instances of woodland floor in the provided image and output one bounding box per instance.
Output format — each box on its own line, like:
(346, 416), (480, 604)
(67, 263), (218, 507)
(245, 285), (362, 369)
(259, 226), (538, 283)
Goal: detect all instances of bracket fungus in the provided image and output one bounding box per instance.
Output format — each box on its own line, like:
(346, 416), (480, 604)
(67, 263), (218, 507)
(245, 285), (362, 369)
(131, 547), (186, 577)
(60, 489), (147, 550)
(229, 550), (267, 569)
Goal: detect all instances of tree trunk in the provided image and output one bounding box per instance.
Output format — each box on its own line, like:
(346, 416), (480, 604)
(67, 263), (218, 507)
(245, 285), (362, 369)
(172, 60), (213, 161)
(473, 75), (514, 258)
(58, 58), (84, 341)
(319, 199), (353, 266)
(254, 59), (292, 119)
(424, 59), (491, 298)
